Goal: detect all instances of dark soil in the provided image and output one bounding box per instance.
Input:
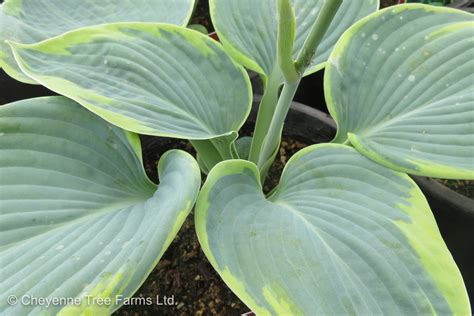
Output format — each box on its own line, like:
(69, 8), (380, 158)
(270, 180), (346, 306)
(264, 139), (307, 193)
(437, 179), (474, 199)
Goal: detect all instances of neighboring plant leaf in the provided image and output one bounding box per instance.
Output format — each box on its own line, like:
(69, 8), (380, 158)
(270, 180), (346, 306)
(196, 144), (470, 315)
(210, 0), (378, 80)
(8, 23), (252, 140)
(0, 0), (195, 84)
(326, 4), (474, 179)
(0, 96), (201, 315)
(235, 136), (253, 160)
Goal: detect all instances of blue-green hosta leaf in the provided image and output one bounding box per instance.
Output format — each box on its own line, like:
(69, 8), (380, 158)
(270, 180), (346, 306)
(326, 4), (474, 179)
(196, 144), (470, 315)
(0, 0), (195, 84)
(0, 96), (201, 315)
(210, 0), (378, 80)
(8, 23), (252, 140)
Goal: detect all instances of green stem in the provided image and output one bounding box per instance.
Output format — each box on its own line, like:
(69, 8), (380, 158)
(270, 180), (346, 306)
(256, 0), (343, 174)
(248, 71), (282, 164)
(294, 0), (343, 74)
(257, 80), (300, 169)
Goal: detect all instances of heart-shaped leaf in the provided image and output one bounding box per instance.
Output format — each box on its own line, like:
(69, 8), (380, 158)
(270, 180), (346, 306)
(326, 4), (474, 179)
(8, 23), (252, 140)
(196, 144), (469, 315)
(0, 0), (195, 83)
(210, 0), (378, 80)
(0, 96), (200, 315)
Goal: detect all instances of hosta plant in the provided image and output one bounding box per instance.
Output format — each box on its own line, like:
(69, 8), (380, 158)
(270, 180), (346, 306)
(0, 0), (472, 315)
